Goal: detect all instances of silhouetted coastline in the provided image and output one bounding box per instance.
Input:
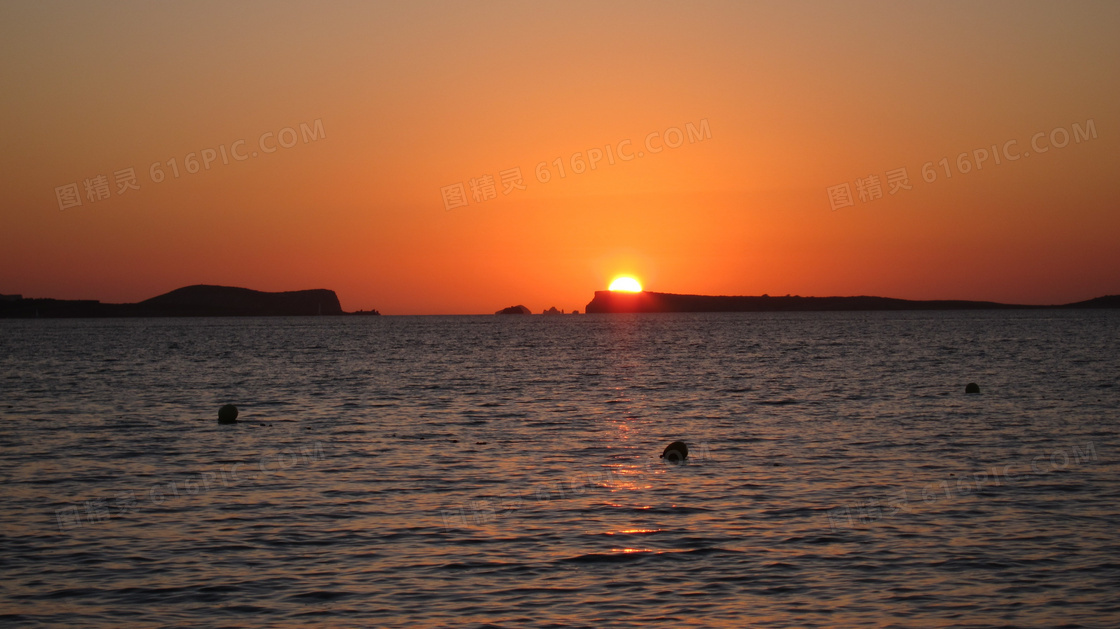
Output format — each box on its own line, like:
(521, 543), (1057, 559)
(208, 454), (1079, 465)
(0, 285), (376, 318)
(584, 291), (1120, 314)
(3, 286), (1116, 318)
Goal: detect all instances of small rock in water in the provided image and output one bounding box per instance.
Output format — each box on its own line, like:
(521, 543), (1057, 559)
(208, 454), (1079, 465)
(217, 404), (239, 424)
(661, 441), (689, 463)
(965, 383), (981, 394)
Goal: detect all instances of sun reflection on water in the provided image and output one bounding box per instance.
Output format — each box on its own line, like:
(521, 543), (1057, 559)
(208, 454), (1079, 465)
(607, 529), (661, 535)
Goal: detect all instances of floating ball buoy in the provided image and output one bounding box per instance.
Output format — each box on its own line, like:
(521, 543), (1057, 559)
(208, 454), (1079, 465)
(661, 441), (689, 463)
(218, 404), (239, 424)
(965, 383), (980, 394)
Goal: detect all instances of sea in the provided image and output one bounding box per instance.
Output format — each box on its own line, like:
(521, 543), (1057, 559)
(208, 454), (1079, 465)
(1, 311), (1118, 628)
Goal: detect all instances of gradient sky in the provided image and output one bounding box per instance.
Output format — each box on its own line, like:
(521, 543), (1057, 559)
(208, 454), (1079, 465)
(2, 0), (1117, 314)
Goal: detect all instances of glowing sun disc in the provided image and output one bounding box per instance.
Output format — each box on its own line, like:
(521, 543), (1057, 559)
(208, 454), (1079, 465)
(609, 277), (643, 292)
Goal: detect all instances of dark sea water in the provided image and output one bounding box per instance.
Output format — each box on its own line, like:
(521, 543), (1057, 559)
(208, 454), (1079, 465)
(1, 311), (1118, 628)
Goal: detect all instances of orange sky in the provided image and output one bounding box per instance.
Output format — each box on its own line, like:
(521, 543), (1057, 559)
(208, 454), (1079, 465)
(2, 1), (1118, 313)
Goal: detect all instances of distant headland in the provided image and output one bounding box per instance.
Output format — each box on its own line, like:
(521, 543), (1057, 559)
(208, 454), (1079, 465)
(584, 290), (1120, 314)
(0, 285), (379, 318)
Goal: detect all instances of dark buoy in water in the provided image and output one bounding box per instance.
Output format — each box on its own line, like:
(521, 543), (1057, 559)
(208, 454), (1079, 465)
(218, 404), (239, 424)
(965, 383), (980, 394)
(661, 441), (689, 463)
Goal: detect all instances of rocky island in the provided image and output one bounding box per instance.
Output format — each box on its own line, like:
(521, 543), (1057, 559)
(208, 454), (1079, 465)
(0, 285), (377, 318)
(584, 290), (1120, 313)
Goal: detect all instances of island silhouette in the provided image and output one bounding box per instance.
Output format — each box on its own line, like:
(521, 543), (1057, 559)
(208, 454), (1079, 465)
(584, 290), (1120, 314)
(0, 285), (372, 317)
(2, 285), (1118, 317)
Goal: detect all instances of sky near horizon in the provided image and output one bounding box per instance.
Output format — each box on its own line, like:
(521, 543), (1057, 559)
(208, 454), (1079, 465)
(1, 0), (1117, 314)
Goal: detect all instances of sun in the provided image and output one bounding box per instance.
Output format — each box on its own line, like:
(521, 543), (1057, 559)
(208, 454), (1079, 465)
(609, 277), (643, 292)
